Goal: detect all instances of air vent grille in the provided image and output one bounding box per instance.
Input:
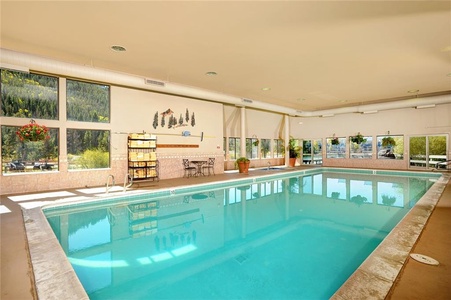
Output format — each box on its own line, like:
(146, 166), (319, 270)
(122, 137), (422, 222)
(144, 78), (165, 87)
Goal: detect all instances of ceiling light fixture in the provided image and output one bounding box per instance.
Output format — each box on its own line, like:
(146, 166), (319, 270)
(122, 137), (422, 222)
(407, 89), (419, 94)
(261, 87), (271, 91)
(415, 104), (436, 109)
(361, 110), (378, 114)
(111, 45), (126, 52)
(205, 71), (217, 76)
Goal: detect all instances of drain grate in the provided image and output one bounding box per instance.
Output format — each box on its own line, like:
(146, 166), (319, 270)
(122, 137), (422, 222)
(235, 254), (248, 265)
(410, 253), (440, 266)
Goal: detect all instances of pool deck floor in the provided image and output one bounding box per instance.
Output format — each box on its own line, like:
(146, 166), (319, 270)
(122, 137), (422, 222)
(1, 167), (450, 299)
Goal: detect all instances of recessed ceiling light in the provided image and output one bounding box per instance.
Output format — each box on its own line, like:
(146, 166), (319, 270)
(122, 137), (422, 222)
(205, 71), (217, 76)
(111, 45), (126, 52)
(407, 89), (419, 93)
(447, 73), (451, 77)
(339, 100), (348, 103)
(261, 87), (271, 91)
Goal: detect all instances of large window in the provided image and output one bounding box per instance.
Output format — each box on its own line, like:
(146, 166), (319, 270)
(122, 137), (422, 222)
(409, 135), (447, 168)
(377, 135), (403, 160)
(246, 137), (258, 159)
(302, 139), (323, 164)
(2, 125), (59, 173)
(260, 139), (271, 158)
(350, 135), (372, 159)
(66, 79), (110, 123)
(274, 139), (284, 158)
(326, 137), (346, 158)
(228, 137), (240, 160)
(67, 129), (110, 169)
(1, 70), (58, 119)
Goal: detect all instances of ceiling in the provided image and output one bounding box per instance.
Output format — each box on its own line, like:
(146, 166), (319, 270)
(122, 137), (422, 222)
(1, 1), (450, 112)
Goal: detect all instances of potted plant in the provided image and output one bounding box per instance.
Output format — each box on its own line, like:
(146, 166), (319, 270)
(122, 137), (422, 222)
(350, 132), (366, 144)
(287, 137), (301, 167)
(382, 136), (396, 148)
(236, 157), (250, 174)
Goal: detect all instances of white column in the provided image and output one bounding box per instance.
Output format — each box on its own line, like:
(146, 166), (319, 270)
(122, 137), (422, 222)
(240, 106), (246, 157)
(285, 114), (290, 166)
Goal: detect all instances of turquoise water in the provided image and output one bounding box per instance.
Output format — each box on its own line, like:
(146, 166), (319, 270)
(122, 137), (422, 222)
(44, 170), (438, 300)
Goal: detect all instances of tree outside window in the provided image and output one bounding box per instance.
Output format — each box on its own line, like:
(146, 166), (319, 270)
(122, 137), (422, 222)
(2, 125), (59, 173)
(67, 129), (110, 169)
(228, 137), (240, 160)
(260, 139), (271, 158)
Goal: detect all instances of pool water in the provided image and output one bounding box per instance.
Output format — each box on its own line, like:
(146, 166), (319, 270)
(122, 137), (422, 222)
(44, 170), (438, 299)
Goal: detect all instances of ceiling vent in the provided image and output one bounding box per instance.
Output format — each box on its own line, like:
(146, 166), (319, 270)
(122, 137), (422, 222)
(242, 98), (253, 104)
(144, 78), (165, 87)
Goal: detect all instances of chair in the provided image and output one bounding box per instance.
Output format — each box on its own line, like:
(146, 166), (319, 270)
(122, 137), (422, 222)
(183, 159), (196, 178)
(202, 158), (215, 176)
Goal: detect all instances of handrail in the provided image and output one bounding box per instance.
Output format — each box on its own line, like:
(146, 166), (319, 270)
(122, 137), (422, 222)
(106, 174), (115, 194)
(123, 173), (133, 192)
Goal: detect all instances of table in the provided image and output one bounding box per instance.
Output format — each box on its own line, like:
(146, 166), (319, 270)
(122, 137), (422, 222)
(191, 160), (207, 176)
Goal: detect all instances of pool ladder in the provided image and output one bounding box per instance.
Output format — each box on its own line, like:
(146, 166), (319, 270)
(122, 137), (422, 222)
(123, 173), (133, 192)
(106, 174), (115, 194)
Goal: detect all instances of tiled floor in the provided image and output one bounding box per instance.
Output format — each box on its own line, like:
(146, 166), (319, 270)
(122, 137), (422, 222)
(1, 167), (450, 299)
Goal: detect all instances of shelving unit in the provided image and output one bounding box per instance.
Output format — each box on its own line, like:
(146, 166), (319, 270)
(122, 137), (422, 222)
(128, 133), (159, 182)
(127, 201), (159, 238)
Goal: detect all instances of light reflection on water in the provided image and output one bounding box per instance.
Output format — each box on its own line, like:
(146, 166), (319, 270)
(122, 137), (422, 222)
(45, 171), (436, 300)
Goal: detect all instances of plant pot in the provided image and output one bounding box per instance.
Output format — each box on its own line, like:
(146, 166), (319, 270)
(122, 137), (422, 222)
(238, 161), (250, 174)
(289, 157), (297, 167)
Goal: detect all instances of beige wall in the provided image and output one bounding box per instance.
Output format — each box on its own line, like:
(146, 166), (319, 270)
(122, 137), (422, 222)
(223, 105), (286, 170)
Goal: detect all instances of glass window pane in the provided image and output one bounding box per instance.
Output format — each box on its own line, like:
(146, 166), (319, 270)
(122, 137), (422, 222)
(350, 136), (372, 159)
(2, 125), (59, 174)
(274, 139), (284, 158)
(228, 137), (240, 160)
(1, 69), (58, 119)
(260, 139), (271, 158)
(246, 138), (258, 159)
(326, 137), (346, 158)
(67, 129), (110, 169)
(377, 135), (403, 160)
(66, 80), (110, 123)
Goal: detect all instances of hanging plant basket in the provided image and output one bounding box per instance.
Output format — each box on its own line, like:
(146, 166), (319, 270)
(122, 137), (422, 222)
(350, 132), (366, 144)
(331, 137), (340, 145)
(16, 119), (49, 142)
(382, 136), (396, 147)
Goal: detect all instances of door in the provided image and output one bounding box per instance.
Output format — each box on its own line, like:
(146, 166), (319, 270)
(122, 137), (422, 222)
(409, 135), (447, 169)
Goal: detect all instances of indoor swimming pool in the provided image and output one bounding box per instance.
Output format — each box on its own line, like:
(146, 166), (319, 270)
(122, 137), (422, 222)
(42, 169), (441, 299)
